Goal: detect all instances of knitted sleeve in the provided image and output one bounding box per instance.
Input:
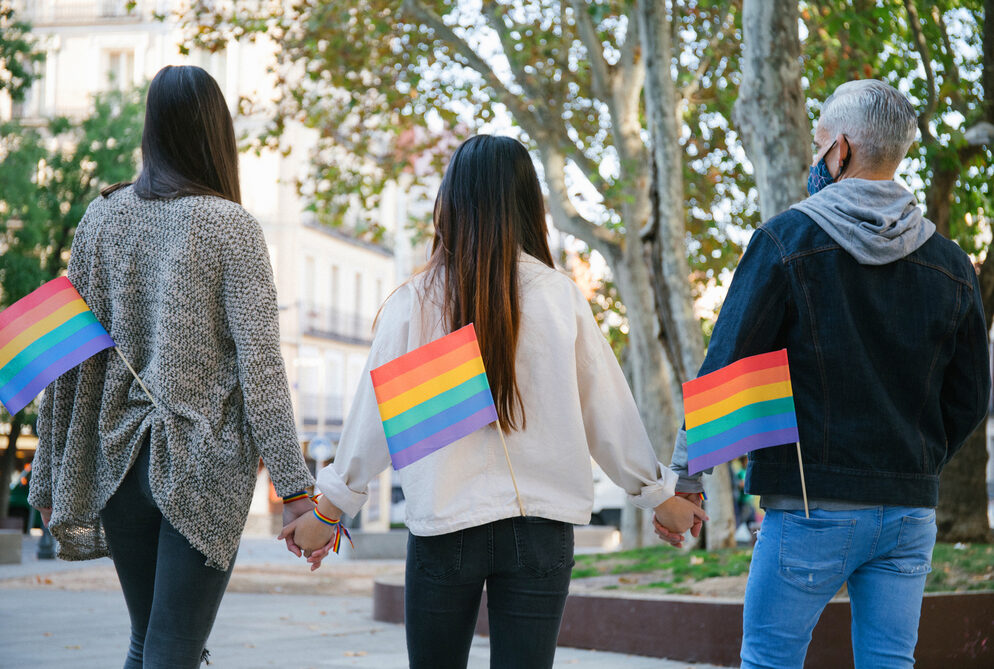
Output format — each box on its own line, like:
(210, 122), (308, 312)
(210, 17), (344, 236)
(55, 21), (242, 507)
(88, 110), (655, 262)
(212, 202), (314, 496)
(27, 389), (54, 510)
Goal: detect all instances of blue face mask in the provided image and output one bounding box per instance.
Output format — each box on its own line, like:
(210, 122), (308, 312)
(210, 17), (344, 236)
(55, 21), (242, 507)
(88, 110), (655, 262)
(807, 157), (835, 195)
(807, 140), (850, 196)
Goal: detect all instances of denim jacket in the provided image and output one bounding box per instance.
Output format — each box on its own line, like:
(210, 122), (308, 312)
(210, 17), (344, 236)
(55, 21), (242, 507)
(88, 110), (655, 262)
(672, 209), (989, 507)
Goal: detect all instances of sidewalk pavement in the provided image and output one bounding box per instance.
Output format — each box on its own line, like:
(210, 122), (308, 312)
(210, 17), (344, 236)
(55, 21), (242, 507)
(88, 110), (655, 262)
(1, 534), (731, 669)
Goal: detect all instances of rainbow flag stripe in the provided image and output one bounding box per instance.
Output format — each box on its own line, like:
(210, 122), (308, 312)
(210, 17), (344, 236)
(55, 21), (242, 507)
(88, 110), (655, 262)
(370, 323), (498, 470)
(684, 349), (798, 475)
(0, 277), (115, 416)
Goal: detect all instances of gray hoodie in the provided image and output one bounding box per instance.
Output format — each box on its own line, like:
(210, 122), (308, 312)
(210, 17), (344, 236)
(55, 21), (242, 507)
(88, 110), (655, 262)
(790, 178), (935, 265)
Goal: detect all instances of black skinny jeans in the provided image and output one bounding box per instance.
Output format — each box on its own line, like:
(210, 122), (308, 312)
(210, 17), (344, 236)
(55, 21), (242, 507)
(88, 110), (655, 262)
(405, 516), (574, 669)
(100, 440), (235, 669)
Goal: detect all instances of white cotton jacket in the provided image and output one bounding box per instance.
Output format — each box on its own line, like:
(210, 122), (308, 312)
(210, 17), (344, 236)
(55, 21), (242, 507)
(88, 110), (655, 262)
(316, 255), (678, 536)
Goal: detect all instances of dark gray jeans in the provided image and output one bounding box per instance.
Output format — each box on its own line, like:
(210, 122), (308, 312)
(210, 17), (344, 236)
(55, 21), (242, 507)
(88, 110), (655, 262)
(100, 440), (235, 669)
(405, 516), (574, 669)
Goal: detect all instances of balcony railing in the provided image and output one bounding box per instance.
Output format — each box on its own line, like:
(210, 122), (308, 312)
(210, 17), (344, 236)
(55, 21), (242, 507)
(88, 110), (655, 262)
(300, 305), (374, 345)
(15, 0), (152, 25)
(298, 393), (345, 427)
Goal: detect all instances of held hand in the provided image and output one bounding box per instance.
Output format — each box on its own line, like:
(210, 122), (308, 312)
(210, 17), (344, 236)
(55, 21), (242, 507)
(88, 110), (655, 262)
(303, 498), (352, 570)
(653, 496), (708, 547)
(278, 511), (335, 555)
(280, 498), (317, 557)
(305, 540), (335, 571)
(675, 492), (705, 541)
(652, 517), (686, 548)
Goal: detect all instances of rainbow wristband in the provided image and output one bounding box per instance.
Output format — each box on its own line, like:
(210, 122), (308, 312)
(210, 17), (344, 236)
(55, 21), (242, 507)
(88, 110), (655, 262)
(282, 490), (310, 503)
(312, 508), (355, 554)
(312, 508), (339, 525)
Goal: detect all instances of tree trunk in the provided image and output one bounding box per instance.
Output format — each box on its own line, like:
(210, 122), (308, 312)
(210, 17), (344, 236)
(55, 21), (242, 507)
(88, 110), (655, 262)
(734, 0), (810, 221)
(639, 0), (736, 549)
(931, 0), (993, 543)
(0, 416), (23, 519)
(925, 166), (958, 239)
(612, 253), (682, 548)
(937, 422), (993, 543)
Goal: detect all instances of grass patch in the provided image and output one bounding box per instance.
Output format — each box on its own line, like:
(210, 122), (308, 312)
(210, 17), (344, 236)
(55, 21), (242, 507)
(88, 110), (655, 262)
(570, 542), (994, 595)
(570, 566), (600, 579)
(926, 543), (994, 593)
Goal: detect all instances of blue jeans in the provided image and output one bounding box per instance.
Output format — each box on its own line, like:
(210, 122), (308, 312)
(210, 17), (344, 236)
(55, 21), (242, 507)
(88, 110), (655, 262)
(405, 516), (574, 669)
(100, 441), (235, 669)
(741, 506), (936, 669)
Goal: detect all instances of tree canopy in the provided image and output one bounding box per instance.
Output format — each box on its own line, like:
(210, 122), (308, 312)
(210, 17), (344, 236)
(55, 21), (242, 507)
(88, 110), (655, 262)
(179, 0), (993, 544)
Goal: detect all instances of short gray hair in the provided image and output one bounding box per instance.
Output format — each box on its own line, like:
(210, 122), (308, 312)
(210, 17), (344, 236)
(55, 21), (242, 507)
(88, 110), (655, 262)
(818, 79), (918, 167)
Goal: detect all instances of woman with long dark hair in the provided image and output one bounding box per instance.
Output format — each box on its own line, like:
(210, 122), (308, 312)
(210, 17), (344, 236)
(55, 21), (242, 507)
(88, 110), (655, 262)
(283, 134), (705, 668)
(28, 65), (316, 668)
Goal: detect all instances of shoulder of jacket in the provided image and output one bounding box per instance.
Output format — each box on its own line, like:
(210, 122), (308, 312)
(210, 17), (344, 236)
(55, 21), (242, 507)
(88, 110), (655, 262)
(191, 195), (253, 223)
(372, 281), (415, 338)
(190, 197), (261, 242)
(758, 208), (817, 239)
(916, 233), (977, 283)
(384, 280), (415, 311)
(84, 190), (114, 217)
(757, 208), (833, 259)
(520, 256), (579, 294)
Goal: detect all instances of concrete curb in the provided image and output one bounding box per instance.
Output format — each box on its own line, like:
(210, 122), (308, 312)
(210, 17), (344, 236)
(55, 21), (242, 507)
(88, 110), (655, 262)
(0, 530), (22, 564)
(373, 577), (994, 668)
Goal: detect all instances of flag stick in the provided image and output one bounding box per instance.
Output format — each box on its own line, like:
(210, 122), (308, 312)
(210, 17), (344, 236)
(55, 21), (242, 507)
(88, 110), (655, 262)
(795, 442), (810, 518)
(115, 347), (161, 411)
(496, 422), (526, 517)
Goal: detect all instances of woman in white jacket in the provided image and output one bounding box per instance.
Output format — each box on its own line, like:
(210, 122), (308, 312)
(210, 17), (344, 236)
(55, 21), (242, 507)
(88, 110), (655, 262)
(283, 134), (705, 669)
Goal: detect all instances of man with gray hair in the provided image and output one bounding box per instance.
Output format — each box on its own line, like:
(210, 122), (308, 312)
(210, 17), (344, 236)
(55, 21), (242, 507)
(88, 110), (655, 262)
(664, 79), (989, 667)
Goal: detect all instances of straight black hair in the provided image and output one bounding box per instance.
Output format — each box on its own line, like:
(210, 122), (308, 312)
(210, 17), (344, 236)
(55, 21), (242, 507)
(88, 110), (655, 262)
(131, 65), (240, 203)
(424, 134), (555, 431)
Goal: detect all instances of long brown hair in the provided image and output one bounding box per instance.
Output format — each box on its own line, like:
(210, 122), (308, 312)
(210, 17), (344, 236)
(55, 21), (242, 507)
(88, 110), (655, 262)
(425, 135), (554, 431)
(132, 65), (240, 203)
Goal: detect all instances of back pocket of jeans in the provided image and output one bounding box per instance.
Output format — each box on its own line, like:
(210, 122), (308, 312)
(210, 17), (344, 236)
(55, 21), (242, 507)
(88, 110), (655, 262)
(513, 517), (574, 576)
(889, 510), (936, 575)
(779, 512), (856, 591)
(414, 531), (463, 580)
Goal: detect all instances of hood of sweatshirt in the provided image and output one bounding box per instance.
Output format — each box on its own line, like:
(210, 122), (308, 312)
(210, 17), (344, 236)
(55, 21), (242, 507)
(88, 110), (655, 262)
(789, 178), (935, 265)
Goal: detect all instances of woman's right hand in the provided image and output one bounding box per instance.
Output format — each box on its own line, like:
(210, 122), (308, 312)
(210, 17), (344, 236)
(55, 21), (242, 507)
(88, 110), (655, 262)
(653, 496), (708, 538)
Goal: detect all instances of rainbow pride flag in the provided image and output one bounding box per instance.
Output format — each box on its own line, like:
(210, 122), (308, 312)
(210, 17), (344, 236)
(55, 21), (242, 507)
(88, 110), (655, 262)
(684, 349), (799, 475)
(0, 277), (115, 416)
(371, 324), (498, 470)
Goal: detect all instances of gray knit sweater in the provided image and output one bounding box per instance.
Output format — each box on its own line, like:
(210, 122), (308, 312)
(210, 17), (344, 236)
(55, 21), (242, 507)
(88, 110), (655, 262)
(28, 186), (314, 569)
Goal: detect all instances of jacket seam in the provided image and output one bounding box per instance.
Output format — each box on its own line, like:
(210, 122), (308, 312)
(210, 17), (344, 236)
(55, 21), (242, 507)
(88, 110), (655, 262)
(740, 227), (788, 355)
(903, 256), (973, 289)
(794, 260), (831, 462)
(757, 225), (787, 257)
(914, 283), (963, 472)
(782, 245), (843, 262)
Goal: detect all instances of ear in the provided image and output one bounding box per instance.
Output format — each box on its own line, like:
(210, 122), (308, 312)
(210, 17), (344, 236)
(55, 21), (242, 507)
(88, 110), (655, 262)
(835, 133), (851, 170)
